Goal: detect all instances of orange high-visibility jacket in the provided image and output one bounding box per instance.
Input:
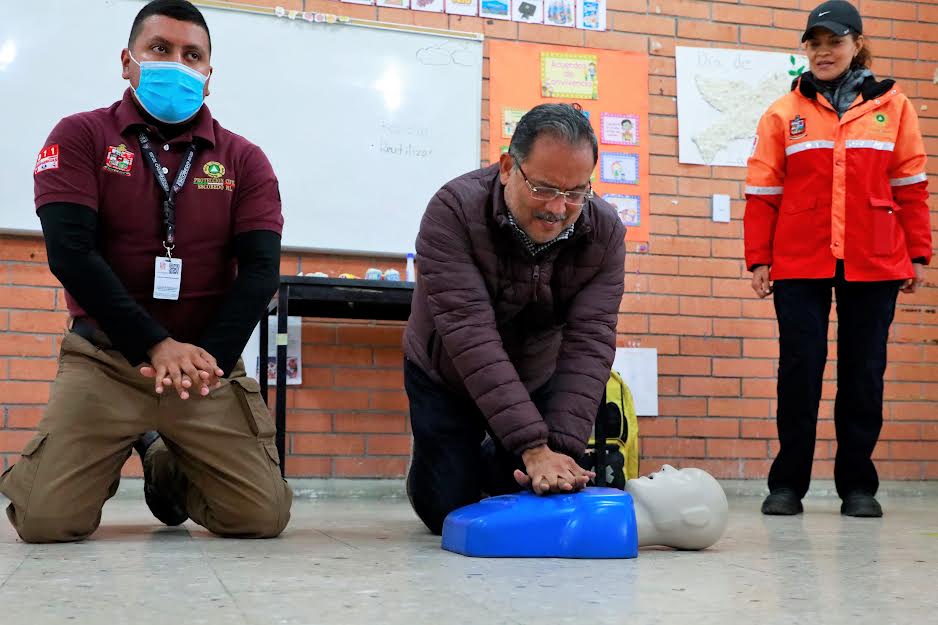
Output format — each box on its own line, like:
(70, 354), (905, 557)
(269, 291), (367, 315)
(744, 75), (931, 281)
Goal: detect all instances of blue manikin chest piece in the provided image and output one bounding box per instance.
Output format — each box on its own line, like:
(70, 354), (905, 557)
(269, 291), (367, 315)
(442, 487), (639, 559)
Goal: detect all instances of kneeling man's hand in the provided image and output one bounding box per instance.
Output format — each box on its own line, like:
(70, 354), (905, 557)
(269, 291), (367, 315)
(140, 338), (225, 400)
(515, 445), (595, 495)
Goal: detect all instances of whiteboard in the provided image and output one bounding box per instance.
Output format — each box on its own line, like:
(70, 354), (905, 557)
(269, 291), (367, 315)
(0, 0), (483, 255)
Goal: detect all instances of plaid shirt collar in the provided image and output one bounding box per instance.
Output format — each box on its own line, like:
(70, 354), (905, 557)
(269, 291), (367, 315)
(505, 210), (575, 257)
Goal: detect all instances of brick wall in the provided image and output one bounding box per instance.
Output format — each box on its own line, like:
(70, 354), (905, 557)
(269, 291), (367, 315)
(1, 0), (936, 480)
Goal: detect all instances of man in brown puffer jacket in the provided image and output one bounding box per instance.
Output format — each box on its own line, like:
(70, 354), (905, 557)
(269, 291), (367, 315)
(403, 104), (626, 534)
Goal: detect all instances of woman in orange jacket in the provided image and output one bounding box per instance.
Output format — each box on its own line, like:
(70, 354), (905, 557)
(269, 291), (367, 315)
(744, 0), (931, 518)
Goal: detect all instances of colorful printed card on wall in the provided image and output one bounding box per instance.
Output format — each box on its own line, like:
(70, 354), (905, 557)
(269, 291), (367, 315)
(502, 108), (528, 138)
(600, 152), (638, 184)
(445, 0), (478, 15)
(480, 0), (511, 19)
(543, 0), (575, 27)
(541, 52), (598, 99)
(601, 113), (639, 146)
(604, 194), (641, 227)
(512, 0), (543, 23)
(576, 0), (606, 31)
(489, 41), (650, 242)
(412, 0), (445, 11)
(377, 0), (410, 7)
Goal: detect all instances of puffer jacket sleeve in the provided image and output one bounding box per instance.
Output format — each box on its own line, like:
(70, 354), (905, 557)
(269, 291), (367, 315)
(415, 186), (549, 454)
(542, 216), (626, 457)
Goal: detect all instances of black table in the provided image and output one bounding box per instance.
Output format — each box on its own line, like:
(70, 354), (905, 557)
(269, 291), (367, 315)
(259, 276), (415, 475)
(259, 274), (613, 486)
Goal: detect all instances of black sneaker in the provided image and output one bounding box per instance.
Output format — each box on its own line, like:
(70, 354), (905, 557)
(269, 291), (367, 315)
(135, 432), (189, 527)
(761, 488), (803, 515)
(840, 492), (883, 518)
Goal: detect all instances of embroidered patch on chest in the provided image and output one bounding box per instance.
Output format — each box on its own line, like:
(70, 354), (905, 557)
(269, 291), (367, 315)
(103, 144), (135, 176)
(193, 176), (236, 191)
(871, 112), (891, 134)
(203, 161), (225, 178)
(789, 115), (807, 140)
(193, 161), (235, 191)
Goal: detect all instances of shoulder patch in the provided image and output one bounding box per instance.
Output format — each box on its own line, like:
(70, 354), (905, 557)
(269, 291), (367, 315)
(35, 144), (60, 175)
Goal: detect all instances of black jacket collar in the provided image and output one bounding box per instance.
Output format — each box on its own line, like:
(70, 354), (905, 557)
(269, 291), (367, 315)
(793, 71), (895, 102)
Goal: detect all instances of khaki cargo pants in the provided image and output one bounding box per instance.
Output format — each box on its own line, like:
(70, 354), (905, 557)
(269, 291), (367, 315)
(0, 331), (292, 543)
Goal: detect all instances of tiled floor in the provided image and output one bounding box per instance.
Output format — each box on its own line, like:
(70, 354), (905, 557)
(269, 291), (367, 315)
(1, 490), (936, 625)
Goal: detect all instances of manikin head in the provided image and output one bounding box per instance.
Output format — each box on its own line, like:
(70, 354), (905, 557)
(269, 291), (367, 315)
(626, 464), (729, 550)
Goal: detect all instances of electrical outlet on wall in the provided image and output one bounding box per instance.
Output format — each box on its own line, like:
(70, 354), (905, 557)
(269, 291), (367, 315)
(712, 194), (731, 223)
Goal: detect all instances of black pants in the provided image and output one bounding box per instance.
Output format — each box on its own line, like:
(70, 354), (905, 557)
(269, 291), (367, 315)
(770, 262), (901, 499)
(404, 359), (556, 535)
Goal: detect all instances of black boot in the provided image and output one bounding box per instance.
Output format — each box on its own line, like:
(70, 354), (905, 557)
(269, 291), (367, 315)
(135, 432), (189, 527)
(840, 492), (883, 518)
(761, 488), (803, 515)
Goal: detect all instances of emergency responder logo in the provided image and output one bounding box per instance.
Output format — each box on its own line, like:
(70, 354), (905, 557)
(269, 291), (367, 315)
(203, 161), (225, 178)
(873, 113), (889, 130)
(195, 160), (235, 191)
(789, 115), (806, 140)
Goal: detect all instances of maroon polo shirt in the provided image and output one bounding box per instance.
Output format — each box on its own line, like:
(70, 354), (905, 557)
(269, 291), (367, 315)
(34, 89), (283, 343)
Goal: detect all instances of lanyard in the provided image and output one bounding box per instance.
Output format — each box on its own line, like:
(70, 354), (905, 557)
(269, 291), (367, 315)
(137, 130), (197, 258)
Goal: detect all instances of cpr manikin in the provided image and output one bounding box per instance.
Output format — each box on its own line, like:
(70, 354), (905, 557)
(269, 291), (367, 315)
(441, 465), (729, 558)
(626, 464), (729, 550)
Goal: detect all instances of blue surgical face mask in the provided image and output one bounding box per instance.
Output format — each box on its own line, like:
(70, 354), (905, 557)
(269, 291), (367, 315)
(129, 51), (208, 124)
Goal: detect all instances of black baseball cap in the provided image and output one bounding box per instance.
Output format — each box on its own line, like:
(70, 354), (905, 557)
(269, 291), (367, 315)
(802, 1), (863, 42)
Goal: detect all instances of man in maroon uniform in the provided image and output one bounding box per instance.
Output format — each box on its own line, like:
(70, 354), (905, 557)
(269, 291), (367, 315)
(0, 0), (292, 543)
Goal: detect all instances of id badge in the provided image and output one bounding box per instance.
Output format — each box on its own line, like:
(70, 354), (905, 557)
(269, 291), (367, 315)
(153, 257), (182, 300)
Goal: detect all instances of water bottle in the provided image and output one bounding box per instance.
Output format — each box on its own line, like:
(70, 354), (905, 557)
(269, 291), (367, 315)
(406, 253), (416, 282)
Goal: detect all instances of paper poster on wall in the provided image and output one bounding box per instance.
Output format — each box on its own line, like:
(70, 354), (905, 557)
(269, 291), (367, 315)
(613, 348), (658, 416)
(480, 0), (511, 19)
(377, 0), (410, 7)
(676, 46), (808, 167)
(604, 194), (641, 227)
(601, 113), (639, 146)
(489, 41), (650, 242)
(413, 0), (445, 11)
(543, 0), (575, 27)
(512, 0), (543, 22)
(241, 316), (303, 386)
(502, 107), (527, 138)
(541, 52), (598, 99)
(600, 152), (638, 184)
(576, 0), (606, 30)
(445, 0), (477, 15)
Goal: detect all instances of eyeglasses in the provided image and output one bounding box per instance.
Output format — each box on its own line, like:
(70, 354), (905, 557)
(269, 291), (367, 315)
(515, 161), (594, 207)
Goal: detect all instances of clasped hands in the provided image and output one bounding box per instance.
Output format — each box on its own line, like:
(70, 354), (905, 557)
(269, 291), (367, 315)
(139, 337), (225, 400)
(514, 444), (596, 495)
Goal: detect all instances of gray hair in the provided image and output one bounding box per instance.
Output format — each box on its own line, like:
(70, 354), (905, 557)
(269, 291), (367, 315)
(507, 104), (598, 166)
